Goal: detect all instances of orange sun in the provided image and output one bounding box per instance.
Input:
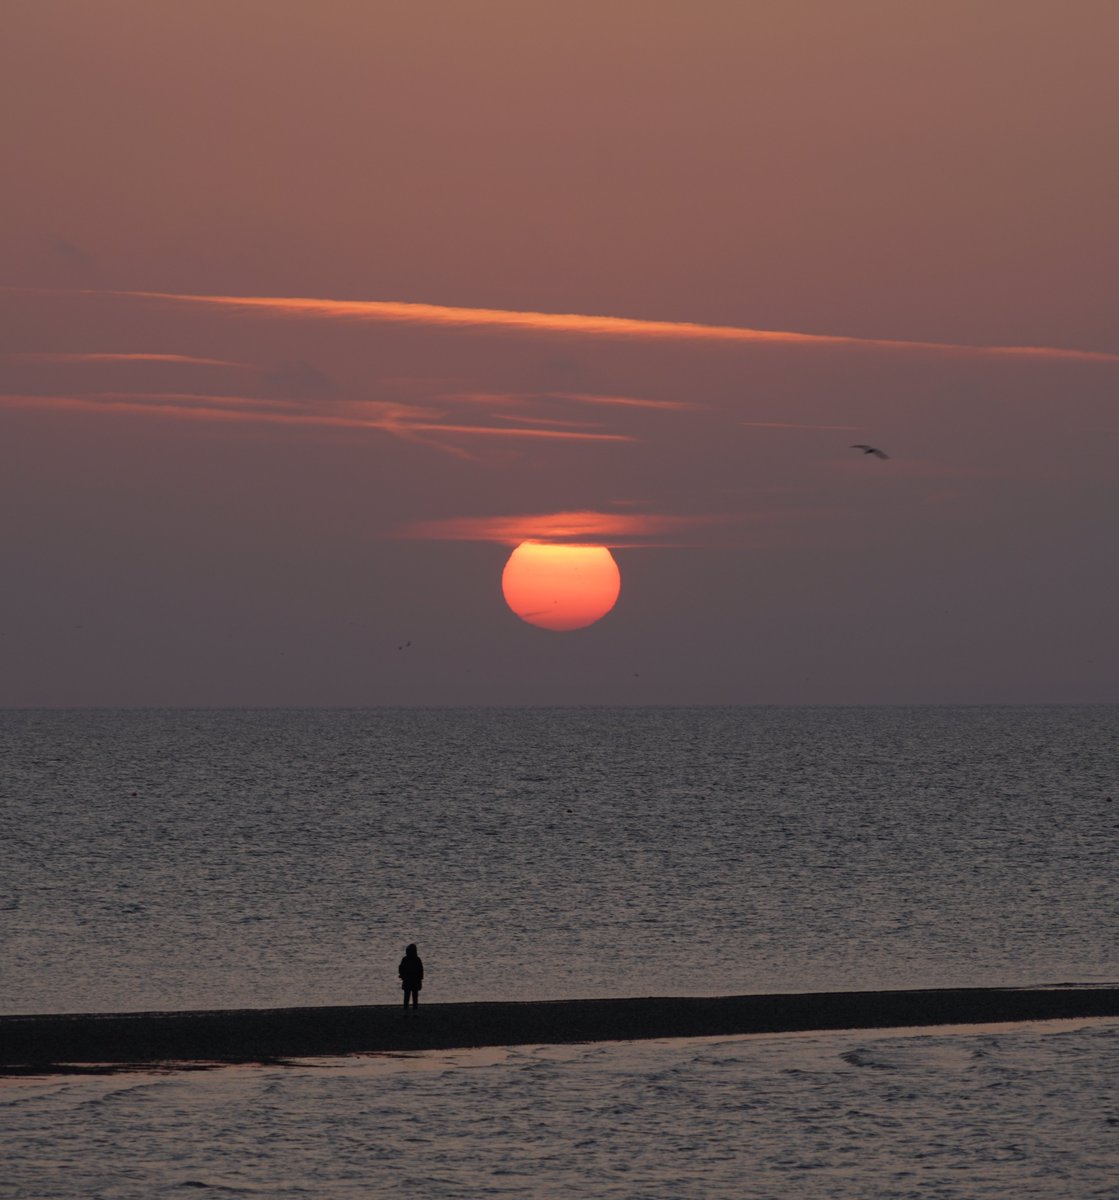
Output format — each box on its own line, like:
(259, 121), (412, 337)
(501, 542), (621, 631)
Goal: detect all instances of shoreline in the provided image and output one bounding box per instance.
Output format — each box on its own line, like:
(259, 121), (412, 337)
(3, 985), (1117, 1075)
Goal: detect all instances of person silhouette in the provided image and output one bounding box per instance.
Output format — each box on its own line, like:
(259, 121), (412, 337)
(398, 943), (424, 1014)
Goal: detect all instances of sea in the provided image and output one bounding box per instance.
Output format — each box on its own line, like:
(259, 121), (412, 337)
(1, 706), (1117, 1197)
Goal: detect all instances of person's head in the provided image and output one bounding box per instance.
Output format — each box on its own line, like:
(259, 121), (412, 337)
(405, 943), (417, 956)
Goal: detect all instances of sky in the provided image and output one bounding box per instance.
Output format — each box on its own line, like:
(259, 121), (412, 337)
(2, 0), (1117, 706)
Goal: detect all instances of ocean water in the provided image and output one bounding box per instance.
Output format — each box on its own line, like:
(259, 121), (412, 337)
(1, 706), (1116, 1014)
(3, 1021), (1117, 1198)
(2, 706), (1117, 1197)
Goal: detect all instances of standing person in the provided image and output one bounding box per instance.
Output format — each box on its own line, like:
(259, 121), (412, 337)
(399, 943), (423, 1015)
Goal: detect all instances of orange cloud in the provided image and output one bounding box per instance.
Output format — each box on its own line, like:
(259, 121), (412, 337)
(0, 391), (633, 444)
(740, 420), (862, 431)
(380, 422), (631, 442)
(438, 390), (691, 412)
(2, 352), (254, 369)
(31, 287), (1119, 365)
(486, 412), (607, 429)
(0, 392), (379, 426)
(557, 392), (697, 411)
(400, 509), (725, 545)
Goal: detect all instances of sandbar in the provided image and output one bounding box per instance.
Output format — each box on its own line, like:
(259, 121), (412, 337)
(2, 985), (1117, 1074)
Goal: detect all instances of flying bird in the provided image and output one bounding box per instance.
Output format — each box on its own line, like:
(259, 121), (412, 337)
(850, 444), (889, 459)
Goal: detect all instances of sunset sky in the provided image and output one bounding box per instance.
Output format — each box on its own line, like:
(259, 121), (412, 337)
(2, 0), (1117, 705)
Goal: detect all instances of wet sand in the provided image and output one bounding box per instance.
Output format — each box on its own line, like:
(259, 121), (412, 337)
(3, 985), (1116, 1074)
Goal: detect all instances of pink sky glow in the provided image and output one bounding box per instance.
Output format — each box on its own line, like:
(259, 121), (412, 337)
(1, 1), (1116, 705)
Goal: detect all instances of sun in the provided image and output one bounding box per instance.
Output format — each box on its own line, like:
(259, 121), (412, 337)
(501, 542), (621, 631)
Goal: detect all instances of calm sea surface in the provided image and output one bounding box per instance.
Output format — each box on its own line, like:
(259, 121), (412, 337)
(4, 1021), (1117, 1199)
(2, 706), (1117, 1197)
(2, 706), (1115, 1013)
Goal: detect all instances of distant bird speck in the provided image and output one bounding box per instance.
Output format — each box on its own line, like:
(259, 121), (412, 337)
(850, 444), (889, 459)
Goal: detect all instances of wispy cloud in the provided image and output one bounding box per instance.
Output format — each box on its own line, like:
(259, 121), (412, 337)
(435, 389), (692, 414)
(486, 412), (607, 429)
(32, 287), (1118, 365)
(0, 390), (634, 444)
(740, 420), (862, 431)
(436, 391), (531, 407)
(377, 422), (630, 442)
(400, 509), (727, 545)
(557, 392), (697, 411)
(0, 392), (360, 425)
(2, 351), (257, 369)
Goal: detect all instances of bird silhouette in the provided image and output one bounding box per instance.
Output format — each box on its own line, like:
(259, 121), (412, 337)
(850, 444), (889, 459)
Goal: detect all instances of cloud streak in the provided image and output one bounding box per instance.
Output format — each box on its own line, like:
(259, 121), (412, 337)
(400, 509), (728, 545)
(740, 420), (862, 431)
(36, 287), (1119, 365)
(554, 392), (697, 411)
(0, 390), (634, 444)
(2, 352), (255, 369)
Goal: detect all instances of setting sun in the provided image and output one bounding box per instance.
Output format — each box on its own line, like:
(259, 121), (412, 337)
(501, 542), (621, 632)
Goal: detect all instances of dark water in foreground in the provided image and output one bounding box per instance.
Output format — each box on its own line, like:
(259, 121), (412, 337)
(4, 1021), (1117, 1198)
(1, 706), (1116, 1014)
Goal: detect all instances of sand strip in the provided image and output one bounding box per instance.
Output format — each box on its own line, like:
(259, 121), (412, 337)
(2, 986), (1117, 1073)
